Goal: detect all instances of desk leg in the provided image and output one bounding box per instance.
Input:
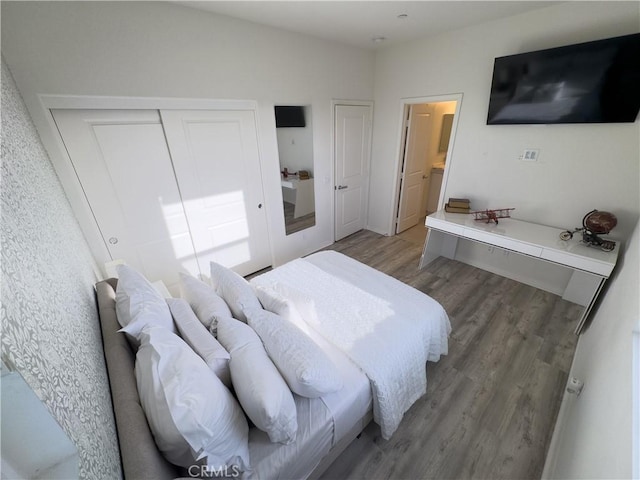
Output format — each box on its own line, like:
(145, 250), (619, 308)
(562, 270), (602, 307)
(420, 229), (458, 269)
(574, 277), (606, 335)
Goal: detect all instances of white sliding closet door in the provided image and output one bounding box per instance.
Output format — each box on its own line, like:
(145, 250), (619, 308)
(160, 110), (271, 276)
(51, 109), (198, 291)
(53, 108), (272, 291)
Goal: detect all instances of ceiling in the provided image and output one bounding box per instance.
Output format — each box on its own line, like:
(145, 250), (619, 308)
(178, 1), (560, 50)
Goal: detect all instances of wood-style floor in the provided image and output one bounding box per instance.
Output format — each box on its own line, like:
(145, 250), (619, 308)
(318, 227), (581, 480)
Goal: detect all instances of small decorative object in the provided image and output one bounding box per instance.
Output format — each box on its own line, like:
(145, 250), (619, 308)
(559, 209), (617, 251)
(470, 208), (515, 224)
(444, 197), (471, 213)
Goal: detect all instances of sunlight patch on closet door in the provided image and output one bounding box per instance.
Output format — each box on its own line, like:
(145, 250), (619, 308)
(163, 190), (252, 274)
(161, 110), (272, 277)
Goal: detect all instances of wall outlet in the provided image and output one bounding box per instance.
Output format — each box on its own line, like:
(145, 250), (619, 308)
(520, 148), (540, 162)
(566, 376), (584, 396)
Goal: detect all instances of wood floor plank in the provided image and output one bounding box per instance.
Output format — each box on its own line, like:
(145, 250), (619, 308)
(318, 228), (581, 480)
(453, 304), (522, 384)
(319, 430), (391, 479)
(457, 427), (503, 479)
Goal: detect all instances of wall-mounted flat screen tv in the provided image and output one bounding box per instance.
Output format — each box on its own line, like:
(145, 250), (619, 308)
(487, 33), (640, 124)
(275, 106), (306, 128)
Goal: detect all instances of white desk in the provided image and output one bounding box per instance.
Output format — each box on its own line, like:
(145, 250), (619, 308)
(421, 210), (619, 334)
(281, 176), (315, 218)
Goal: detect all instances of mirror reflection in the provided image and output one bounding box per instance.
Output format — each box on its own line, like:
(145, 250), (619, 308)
(274, 105), (316, 235)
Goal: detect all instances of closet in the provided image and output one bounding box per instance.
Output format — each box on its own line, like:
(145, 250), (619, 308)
(52, 109), (271, 293)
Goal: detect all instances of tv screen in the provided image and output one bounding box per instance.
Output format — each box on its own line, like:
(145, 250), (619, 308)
(275, 106), (306, 128)
(487, 33), (640, 124)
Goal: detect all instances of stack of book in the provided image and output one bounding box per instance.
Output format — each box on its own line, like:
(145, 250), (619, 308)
(444, 197), (471, 213)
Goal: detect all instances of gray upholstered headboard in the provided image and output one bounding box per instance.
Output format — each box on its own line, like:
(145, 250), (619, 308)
(96, 279), (183, 480)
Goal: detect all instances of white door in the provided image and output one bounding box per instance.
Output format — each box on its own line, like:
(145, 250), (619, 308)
(51, 109), (198, 291)
(334, 104), (372, 241)
(396, 104), (431, 233)
(160, 110), (271, 277)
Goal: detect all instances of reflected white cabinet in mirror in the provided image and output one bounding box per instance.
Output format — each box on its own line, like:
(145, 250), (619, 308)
(274, 105), (316, 235)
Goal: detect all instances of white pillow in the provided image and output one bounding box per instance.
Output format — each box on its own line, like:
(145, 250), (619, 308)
(115, 264), (176, 341)
(255, 283), (319, 330)
(210, 262), (262, 322)
(216, 315), (297, 444)
(135, 326), (250, 471)
(255, 286), (300, 321)
(167, 298), (231, 388)
(179, 272), (231, 335)
(244, 307), (343, 398)
(255, 285), (314, 336)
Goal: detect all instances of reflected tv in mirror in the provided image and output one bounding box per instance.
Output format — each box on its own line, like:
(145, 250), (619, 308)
(275, 106), (306, 128)
(487, 33), (640, 124)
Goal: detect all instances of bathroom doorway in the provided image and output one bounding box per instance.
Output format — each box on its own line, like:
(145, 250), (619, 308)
(394, 96), (460, 237)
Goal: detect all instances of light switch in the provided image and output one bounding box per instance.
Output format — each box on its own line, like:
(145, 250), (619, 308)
(521, 148), (540, 162)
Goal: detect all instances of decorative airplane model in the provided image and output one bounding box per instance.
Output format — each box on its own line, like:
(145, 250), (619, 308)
(470, 208), (515, 224)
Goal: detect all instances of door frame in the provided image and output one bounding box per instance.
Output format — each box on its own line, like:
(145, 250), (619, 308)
(388, 93), (463, 236)
(37, 94), (267, 276)
(330, 99), (374, 241)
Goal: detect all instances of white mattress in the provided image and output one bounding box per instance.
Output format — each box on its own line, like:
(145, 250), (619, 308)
(244, 311), (371, 480)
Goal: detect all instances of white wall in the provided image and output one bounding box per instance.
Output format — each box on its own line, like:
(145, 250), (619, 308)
(0, 1), (374, 268)
(370, 2), (640, 240)
(543, 220), (640, 479)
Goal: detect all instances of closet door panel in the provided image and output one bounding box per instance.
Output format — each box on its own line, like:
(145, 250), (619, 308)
(161, 110), (271, 277)
(52, 109), (199, 291)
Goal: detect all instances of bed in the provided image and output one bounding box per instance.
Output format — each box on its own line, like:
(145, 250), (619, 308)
(96, 251), (450, 479)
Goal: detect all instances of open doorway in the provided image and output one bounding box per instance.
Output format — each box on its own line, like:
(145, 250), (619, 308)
(394, 96), (460, 243)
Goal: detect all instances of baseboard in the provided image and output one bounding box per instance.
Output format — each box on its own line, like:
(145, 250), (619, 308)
(540, 387), (573, 479)
(365, 224), (390, 236)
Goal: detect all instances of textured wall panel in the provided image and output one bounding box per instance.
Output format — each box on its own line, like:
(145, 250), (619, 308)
(1, 58), (121, 479)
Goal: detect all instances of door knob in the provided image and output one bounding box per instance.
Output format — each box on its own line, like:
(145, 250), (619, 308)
(258, 203), (263, 209)
(108, 237), (119, 245)
(337, 185), (348, 190)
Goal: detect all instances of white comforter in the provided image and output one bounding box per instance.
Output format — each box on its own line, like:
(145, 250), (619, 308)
(251, 251), (451, 439)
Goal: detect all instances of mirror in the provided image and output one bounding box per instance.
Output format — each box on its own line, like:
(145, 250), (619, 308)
(1, 360), (79, 478)
(274, 105), (316, 235)
(438, 113), (454, 153)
